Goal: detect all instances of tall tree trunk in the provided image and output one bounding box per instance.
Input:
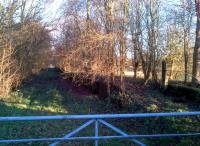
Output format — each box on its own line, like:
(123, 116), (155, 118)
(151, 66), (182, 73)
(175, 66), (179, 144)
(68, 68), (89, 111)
(133, 54), (139, 79)
(119, 0), (129, 95)
(131, 35), (139, 79)
(131, 0), (143, 80)
(182, 0), (192, 84)
(87, 0), (91, 20)
(150, 0), (158, 82)
(119, 35), (126, 95)
(104, 0), (115, 97)
(184, 32), (189, 83)
(192, 0), (200, 85)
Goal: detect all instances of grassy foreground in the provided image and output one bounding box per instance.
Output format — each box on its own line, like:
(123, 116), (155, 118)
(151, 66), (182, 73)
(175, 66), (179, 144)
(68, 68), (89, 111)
(0, 69), (200, 146)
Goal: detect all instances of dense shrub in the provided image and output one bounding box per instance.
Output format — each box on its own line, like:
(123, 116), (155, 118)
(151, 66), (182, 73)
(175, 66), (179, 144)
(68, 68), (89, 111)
(166, 84), (200, 101)
(110, 91), (134, 108)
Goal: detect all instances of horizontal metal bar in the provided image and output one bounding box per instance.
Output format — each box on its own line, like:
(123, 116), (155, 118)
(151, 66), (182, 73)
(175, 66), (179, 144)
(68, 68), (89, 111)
(1, 133), (200, 144)
(98, 119), (146, 146)
(50, 120), (94, 146)
(0, 111), (200, 121)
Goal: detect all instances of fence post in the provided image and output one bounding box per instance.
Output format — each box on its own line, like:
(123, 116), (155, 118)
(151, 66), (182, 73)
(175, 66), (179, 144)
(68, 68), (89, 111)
(162, 60), (168, 89)
(95, 120), (99, 146)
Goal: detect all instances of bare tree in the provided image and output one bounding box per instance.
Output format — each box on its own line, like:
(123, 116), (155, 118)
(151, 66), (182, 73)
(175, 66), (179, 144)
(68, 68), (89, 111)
(0, 0), (51, 95)
(130, 0), (143, 79)
(179, 0), (194, 83)
(192, 0), (200, 85)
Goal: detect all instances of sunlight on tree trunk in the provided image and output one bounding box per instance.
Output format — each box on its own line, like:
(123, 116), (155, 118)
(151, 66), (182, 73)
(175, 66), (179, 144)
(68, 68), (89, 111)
(192, 0), (200, 85)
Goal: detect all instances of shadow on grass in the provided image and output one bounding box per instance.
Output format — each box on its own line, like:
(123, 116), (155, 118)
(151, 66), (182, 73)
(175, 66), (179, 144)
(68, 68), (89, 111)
(16, 68), (113, 115)
(0, 68), (199, 146)
(0, 102), (134, 146)
(0, 102), (97, 146)
(0, 100), (199, 146)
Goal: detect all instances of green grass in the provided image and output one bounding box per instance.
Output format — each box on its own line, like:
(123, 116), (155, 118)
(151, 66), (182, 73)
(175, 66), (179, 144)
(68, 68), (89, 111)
(0, 69), (199, 146)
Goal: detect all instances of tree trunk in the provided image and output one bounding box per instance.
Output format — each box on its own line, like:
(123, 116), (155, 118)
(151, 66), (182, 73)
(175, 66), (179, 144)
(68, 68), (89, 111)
(119, 36), (126, 95)
(133, 57), (139, 79)
(192, 0), (200, 85)
(161, 60), (167, 89)
(104, 0), (115, 97)
(87, 0), (91, 20)
(184, 33), (189, 84)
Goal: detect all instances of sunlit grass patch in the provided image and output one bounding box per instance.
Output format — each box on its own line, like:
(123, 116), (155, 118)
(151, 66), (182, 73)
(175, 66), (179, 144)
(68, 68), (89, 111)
(0, 69), (200, 146)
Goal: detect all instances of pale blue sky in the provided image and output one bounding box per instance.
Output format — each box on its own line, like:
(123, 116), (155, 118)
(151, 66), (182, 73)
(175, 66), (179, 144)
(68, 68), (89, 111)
(43, 0), (181, 20)
(44, 0), (65, 22)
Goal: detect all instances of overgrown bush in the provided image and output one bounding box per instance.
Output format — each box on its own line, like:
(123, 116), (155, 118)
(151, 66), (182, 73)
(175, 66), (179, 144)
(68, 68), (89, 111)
(110, 91), (134, 108)
(166, 84), (200, 101)
(0, 1), (51, 95)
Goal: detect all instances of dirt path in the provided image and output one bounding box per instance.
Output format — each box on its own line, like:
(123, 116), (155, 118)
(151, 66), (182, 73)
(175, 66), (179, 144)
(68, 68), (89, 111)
(23, 68), (93, 99)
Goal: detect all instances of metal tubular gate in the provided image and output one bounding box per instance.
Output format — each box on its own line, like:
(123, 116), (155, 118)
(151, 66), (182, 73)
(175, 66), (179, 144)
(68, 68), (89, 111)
(0, 111), (200, 146)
